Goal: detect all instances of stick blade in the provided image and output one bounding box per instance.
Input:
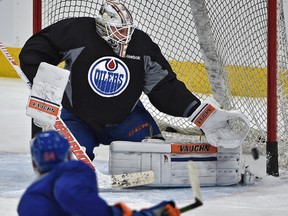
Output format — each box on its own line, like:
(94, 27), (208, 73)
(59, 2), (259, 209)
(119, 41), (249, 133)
(180, 198), (203, 213)
(111, 170), (155, 188)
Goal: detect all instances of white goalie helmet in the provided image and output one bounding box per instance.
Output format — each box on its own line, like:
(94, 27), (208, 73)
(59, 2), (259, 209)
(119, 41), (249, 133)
(96, 0), (135, 57)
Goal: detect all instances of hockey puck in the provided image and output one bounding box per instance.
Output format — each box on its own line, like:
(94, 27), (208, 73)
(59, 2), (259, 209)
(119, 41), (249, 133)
(251, 147), (259, 160)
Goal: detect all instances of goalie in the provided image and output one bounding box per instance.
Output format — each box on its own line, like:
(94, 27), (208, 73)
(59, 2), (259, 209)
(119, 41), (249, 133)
(19, 0), (250, 165)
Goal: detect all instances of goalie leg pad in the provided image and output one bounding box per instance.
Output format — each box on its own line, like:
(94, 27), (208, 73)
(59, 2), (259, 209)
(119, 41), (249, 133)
(109, 141), (242, 187)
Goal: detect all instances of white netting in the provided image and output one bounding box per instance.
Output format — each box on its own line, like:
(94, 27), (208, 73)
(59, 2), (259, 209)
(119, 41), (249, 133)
(40, 0), (288, 168)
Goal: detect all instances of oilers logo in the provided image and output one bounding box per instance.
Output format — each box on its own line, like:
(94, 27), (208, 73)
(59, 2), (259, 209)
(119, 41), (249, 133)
(88, 56), (130, 97)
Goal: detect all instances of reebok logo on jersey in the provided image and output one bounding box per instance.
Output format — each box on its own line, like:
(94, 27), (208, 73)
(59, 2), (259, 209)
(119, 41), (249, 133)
(125, 54), (141, 60)
(88, 56), (130, 97)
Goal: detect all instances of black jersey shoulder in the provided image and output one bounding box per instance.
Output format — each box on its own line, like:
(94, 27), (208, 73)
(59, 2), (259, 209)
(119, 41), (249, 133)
(40, 17), (98, 42)
(128, 28), (172, 72)
(38, 17), (102, 52)
(44, 17), (96, 30)
(128, 28), (157, 55)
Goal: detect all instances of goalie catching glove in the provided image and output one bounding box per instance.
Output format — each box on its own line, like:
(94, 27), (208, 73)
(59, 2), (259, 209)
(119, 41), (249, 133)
(189, 97), (250, 148)
(112, 201), (180, 216)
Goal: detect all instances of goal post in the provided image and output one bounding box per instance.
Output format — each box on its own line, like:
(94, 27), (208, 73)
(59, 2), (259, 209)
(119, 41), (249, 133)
(32, 0), (288, 175)
(33, 0), (41, 34)
(266, 0), (278, 176)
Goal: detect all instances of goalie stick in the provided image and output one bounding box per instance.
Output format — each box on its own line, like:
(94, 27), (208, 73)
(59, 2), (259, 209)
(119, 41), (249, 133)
(0, 42), (154, 188)
(179, 161), (203, 213)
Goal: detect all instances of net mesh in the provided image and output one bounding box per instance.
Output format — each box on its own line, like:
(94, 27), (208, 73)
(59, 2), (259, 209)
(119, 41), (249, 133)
(41, 0), (288, 169)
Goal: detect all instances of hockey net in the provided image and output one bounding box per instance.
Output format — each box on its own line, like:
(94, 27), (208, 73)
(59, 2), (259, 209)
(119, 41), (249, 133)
(36, 0), (288, 169)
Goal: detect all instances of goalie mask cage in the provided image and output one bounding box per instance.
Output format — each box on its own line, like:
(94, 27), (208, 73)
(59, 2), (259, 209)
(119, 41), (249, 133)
(33, 0), (288, 175)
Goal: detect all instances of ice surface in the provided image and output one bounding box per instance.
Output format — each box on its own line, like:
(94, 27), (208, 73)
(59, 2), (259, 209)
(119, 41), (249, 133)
(1, 77), (288, 216)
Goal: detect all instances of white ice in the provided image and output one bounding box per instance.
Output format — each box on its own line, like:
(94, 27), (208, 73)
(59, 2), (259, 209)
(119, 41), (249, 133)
(1, 77), (288, 216)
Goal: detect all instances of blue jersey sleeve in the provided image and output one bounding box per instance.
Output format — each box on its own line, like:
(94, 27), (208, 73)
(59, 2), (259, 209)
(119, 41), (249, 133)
(53, 160), (113, 216)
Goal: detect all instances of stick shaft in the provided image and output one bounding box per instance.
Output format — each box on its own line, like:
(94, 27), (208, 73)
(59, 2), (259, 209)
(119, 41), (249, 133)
(0, 43), (32, 88)
(180, 161), (203, 213)
(0, 42), (96, 170)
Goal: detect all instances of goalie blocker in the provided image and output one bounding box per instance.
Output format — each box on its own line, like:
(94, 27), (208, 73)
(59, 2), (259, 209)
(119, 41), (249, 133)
(26, 62), (70, 127)
(109, 140), (242, 187)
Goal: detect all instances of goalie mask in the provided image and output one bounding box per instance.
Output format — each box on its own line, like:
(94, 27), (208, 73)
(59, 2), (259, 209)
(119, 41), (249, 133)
(95, 0), (135, 57)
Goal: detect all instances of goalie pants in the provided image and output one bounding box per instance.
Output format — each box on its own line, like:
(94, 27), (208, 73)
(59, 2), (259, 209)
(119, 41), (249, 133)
(60, 101), (162, 160)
